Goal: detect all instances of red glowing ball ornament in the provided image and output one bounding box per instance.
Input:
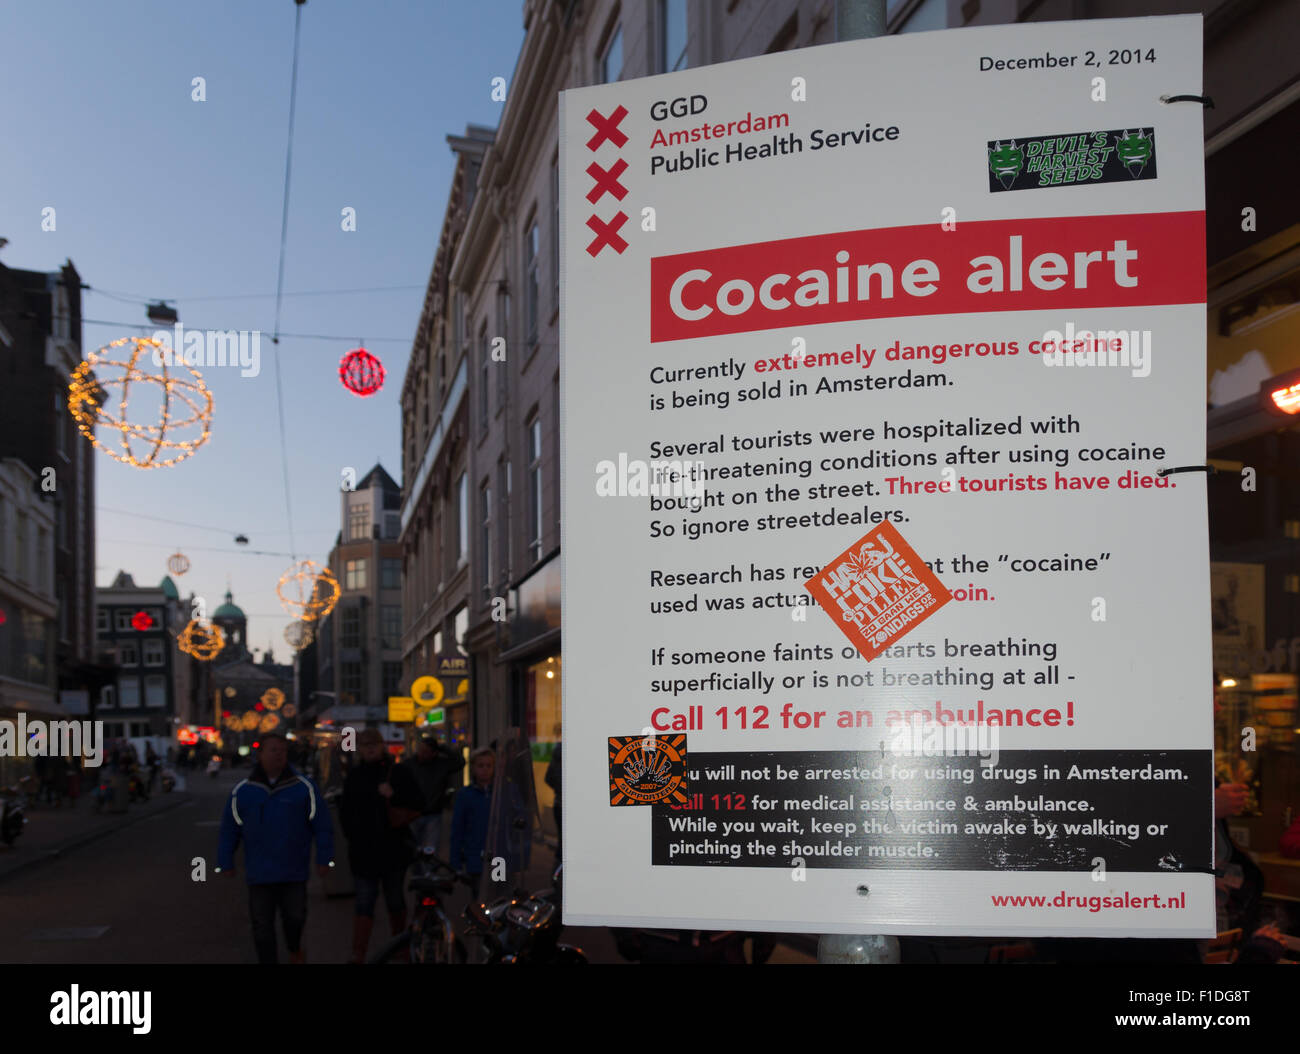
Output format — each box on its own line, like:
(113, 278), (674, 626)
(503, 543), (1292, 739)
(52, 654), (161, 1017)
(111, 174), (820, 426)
(339, 347), (385, 397)
(131, 610), (154, 631)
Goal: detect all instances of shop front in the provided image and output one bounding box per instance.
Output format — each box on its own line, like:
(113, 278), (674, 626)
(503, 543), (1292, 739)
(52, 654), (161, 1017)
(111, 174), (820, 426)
(1206, 97), (1300, 903)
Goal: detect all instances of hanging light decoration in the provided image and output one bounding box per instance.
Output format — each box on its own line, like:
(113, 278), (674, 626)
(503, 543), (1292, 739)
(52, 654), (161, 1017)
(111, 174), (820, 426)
(131, 610), (154, 631)
(259, 713), (281, 733)
(177, 619), (225, 660)
(276, 560), (340, 621)
(282, 703), (297, 718)
(339, 346), (385, 397)
(284, 619), (314, 651)
(223, 686), (237, 698)
(260, 687), (285, 711)
(240, 710), (261, 731)
(167, 551), (191, 576)
(68, 336), (213, 469)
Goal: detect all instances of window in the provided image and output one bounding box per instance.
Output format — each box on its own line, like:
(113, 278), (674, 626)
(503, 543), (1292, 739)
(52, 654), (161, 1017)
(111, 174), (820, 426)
(341, 606), (361, 649)
(525, 218), (540, 346)
(528, 416), (543, 563)
(119, 677), (140, 708)
(115, 610), (133, 632)
(143, 639), (165, 666)
(97, 608), (108, 634)
(130, 721), (151, 738)
(453, 606), (468, 654)
(14, 510), (27, 584)
(345, 558), (367, 590)
(457, 472), (468, 565)
(144, 675), (166, 708)
(36, 527), (48, 593)
(496, 287), (509, 405)
(661, 0), (688, 72)
(498, 457), (510, 587)
(600, 23), (623, 83)
(54, 391), (66, 456)
(382, 661), (402, 698)
(381, 557), (401, 590)
(481, 481), (492, 593)
(100, 690), (116, 713)
(118, 641), (139, 666)
(341, 662), (362, 704)
(349, 503), (370, 541)
(381, 605), (401, 649)
(479, 322), (491, 428)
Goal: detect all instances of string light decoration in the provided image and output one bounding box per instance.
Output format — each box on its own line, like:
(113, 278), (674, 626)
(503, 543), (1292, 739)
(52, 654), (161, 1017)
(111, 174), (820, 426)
(282, 704), (297, 718)
(240, 711), (261, 731)
(131, 610), (154, 631)
(338, 347), (385, 396)
(260, 688), (285, 711)
(276, 560), (340, 621)
(223, 686), (237, 698)
(68, 336), (214, 468)
(167, 552), (191, 576)
(259, 713), (281, 733)
(177, 619), (225, 661)
(284, 620), (314, 651)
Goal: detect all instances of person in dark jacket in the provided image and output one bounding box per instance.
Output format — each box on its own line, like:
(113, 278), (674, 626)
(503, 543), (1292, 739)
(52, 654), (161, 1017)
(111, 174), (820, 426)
(449, 748), (495, 877)
(339, 728), (425, 963)
(544, 742), (562, 862)
(405, 734), (464, 856)
(217, 733), (335, 964)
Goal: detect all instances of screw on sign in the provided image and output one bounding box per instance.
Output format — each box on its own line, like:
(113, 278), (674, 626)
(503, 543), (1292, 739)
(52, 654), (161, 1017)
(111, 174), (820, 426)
(339, 347), (385, 396)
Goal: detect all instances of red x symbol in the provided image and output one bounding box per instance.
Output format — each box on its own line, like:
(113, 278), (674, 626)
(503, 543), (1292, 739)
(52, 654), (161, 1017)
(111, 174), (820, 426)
(586, 158), (628, 205)
(586, 105), (629, 151)
(586, 211), (629, 256)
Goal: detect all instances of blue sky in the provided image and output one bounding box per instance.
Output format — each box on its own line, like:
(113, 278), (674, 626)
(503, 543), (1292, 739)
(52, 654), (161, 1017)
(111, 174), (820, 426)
(0, 0), (523, 656)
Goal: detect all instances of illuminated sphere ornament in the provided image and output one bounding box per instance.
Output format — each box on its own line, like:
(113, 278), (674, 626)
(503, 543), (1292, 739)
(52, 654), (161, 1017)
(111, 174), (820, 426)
(276, 560), (340, 622)
(284, 620), (314, 651)
(240, 711), (260, 731)
(223, 686), (237, 698)
(68, 336), (213, 469)
(167, 552), (191, 576)
(339, 347), (385, 397)
(131, 610), (154, 631)
(260, 688), (285, 711)
(259, 713), (281, 733)
(177, 619), (225, 661)
(282, 704), (297, 718)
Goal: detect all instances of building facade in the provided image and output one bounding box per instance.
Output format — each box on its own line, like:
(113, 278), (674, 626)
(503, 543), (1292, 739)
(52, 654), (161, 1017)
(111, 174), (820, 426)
(0, 258), (103, 728)
(94, 571), (194, 744)
(399, 0), (1300, 852)
(317, 464), (404, 729)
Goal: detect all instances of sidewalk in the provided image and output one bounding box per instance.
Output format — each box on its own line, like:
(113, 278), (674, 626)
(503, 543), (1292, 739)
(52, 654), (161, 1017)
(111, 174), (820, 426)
(0, 785), (193, 884)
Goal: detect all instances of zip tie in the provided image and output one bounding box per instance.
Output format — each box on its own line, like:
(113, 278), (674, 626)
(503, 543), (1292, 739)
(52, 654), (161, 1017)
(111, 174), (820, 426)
(1160, 94), (1214, 108)
(1157, 464), (1216, 477)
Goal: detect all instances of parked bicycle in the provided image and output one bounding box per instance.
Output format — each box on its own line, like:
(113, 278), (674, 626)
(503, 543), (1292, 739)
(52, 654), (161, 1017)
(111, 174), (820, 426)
(0, 776), (33, 845)
(462, 865), (586, 964)
(369, 847), (470, 964)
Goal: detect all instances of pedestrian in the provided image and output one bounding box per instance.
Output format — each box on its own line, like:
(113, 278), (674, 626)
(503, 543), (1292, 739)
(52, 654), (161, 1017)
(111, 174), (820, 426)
(449, 747), (496, 880)
(544, 741), (562, 861)
(145, 743), (160, 793)
(217, 732), (334, 964)
(339, 728), (425, 963)
(405, 734), (464, 857)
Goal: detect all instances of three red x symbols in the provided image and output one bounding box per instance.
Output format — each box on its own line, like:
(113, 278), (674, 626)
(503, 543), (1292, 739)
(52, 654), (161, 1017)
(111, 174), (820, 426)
(586, 211), (629, 257)
(585, 105), (629, 151)
(586, 158), (628, 204)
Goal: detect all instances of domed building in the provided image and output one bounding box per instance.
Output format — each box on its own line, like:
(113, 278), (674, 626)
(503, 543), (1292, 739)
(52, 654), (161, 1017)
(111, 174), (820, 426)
(212, 589), (248, 662)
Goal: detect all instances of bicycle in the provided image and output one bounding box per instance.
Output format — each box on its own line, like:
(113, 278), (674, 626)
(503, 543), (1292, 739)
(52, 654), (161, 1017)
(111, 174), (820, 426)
(369, 848), (471, 964)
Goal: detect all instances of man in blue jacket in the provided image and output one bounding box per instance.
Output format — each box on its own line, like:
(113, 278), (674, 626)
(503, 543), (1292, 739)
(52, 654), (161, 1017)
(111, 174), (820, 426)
(217, 733), (335, 963)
